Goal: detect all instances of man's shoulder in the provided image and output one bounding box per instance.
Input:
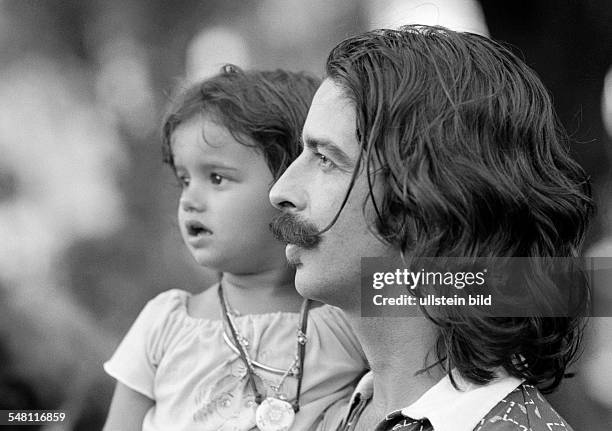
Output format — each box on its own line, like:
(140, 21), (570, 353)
(474, 384), (574, 431)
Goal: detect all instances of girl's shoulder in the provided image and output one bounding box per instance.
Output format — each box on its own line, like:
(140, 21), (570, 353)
(307, 303), (355, 334)
(133, 289), (196, 337)
(147, 288), (191, 307)
(142, 287), (229, 329)
(140, 288), (192, 322)
(145, 287), (310, 330)
(306, 304), (367, 365)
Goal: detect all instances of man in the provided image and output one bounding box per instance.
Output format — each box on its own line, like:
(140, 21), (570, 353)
(269, 26), (593, 430)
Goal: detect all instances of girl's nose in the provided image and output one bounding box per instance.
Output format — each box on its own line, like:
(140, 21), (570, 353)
(180, 191), (205, 213)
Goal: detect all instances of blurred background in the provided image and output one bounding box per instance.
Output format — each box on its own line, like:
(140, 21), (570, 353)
(0, 0), (610, 429)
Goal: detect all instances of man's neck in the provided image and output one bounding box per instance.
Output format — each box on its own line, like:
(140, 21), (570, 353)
(346, 313), (443, 430)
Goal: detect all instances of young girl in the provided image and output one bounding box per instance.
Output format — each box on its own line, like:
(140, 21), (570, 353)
(103, 65), (367, 431)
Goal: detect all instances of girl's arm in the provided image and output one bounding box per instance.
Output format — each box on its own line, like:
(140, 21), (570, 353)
(103, 382), (154, 431)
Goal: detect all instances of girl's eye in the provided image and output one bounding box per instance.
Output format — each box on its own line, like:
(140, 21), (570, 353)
(210, 173), (224, 185)
(177, 175), (190, 188)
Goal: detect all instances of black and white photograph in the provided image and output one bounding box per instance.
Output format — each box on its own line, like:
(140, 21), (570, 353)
(1, 1), (611, 430)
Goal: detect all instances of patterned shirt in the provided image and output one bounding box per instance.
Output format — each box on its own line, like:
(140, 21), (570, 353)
(335, 371), (574, 431)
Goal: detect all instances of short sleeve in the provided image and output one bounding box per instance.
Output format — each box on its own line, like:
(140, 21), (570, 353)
(103, 290), (188, 399)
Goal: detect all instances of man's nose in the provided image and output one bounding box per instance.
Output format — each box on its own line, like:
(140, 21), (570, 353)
(269, 158), (306, 212)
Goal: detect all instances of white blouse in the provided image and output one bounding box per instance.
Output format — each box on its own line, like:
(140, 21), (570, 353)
(104, 289), (367, 431)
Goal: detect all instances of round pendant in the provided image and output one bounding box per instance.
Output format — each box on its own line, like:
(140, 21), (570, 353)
(255, 397), (295, 431)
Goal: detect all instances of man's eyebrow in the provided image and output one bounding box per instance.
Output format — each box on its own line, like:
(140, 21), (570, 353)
(303, 136), (354, 168)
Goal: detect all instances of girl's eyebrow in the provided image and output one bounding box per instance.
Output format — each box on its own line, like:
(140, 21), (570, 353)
(173, 161), (240, 172)
(199, 162), (239, 172)
(302, 136), (354, 168)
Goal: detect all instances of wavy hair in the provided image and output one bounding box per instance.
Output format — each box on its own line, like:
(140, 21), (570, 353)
(162, 65), (320, 180)
(325, 25), (594, 392)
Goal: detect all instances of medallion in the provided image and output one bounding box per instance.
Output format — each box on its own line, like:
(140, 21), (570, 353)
(255, 397), (295, 431)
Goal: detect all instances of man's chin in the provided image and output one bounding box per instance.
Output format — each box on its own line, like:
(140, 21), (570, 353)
(294, 271), (340, 308)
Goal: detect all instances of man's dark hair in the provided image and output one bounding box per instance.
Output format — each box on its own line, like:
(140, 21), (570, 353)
(162, 65), (320, 180)
(325, 25), (594, 392)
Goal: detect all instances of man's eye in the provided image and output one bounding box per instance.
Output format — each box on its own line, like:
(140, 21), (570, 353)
(210, 173), (224, 185)
(316, 153), (334, 170)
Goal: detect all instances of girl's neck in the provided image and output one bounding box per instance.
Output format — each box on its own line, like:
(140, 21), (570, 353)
(220, 267), (305, 314)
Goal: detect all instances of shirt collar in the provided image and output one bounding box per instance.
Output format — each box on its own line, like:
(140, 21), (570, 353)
(345, 370), (523, 431)
(401, 371), (523, 431)
(347, 370), (374, 409)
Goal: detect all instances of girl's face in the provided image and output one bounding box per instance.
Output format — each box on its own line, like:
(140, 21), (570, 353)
(172, 115), (287, 274)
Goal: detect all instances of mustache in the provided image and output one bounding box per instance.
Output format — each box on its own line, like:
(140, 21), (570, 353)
(269, 213), (322, 249)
